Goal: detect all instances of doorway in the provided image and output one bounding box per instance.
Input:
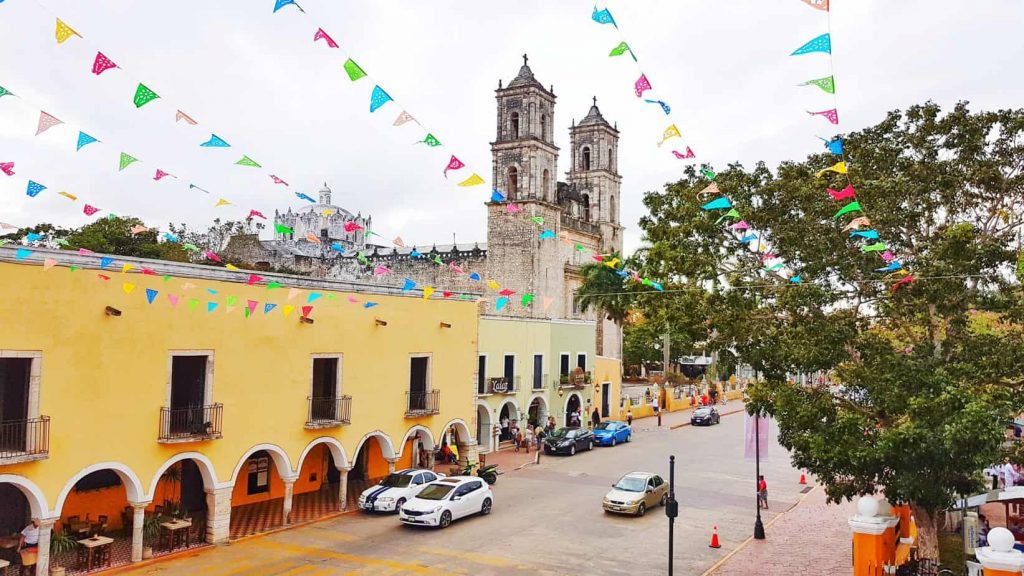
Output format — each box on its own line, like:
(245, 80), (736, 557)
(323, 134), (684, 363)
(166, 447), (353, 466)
(0, 359), (30, 452)
(409, 357), (429, 411)
(601, 383), (610, 418)
(311, 357), (339, 421)
(565, 394), (581, 427)
(170, 356), (208, 435)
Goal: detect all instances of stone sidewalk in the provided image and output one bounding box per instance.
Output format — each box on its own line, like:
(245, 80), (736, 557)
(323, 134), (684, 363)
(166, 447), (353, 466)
(708, 485), (856, 575)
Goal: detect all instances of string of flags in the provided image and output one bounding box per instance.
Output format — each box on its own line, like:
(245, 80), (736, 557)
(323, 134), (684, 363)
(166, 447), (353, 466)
(591, 3), (695, 161)
(790, 0), (912, 293)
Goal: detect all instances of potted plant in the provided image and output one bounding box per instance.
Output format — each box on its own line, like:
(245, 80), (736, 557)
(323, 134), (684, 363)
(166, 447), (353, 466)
(48, 530), (78, 576)
(141, 514), (163, 559)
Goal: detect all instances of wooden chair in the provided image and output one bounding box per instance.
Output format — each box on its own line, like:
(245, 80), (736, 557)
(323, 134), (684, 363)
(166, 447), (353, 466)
(96, 515), (109, 535)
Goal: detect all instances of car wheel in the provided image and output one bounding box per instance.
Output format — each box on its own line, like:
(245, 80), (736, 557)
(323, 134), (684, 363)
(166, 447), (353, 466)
(569, 445), (576, 456)
(587, 440), (594, 451)
(611, 437), (617, 447)
(625, 433), (631, 443)
(396, 498), (406, 513)
(660, 493), (668, 507)
(637, 503), (646, 517)
(481, 498), (492, 516)
(439, 510), (452, 529)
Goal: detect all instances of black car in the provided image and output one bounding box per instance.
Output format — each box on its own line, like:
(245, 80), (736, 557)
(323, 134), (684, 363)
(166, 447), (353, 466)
(544, 427), (595, 455)
(690, 406), (721, 426)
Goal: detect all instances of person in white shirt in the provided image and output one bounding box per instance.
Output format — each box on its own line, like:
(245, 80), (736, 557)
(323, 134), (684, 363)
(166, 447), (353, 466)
(19, 518), (40, 551)
(999, 459), (1019, 488)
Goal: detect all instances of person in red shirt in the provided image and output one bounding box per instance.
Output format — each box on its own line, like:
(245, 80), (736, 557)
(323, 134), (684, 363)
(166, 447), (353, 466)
(757, 475), (768, 509)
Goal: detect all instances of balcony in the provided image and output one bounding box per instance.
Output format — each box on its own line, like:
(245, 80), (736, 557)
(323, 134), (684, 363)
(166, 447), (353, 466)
(560, 213), (601, 236)
(405, 390), (441, 417)
(487, 376), (520, 395)
(305, 395), (352, 429)
(533, 373), (549, 390)
(558, 371), (592, 389)
(0, 417), (50, 464)
(158, 404), (224, 443)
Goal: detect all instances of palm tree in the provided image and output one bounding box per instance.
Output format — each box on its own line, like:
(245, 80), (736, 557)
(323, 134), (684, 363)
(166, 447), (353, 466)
(575, 252), (633, 356)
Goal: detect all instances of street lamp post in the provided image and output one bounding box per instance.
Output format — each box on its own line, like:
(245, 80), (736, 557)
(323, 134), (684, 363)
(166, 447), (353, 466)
(666, 455), (678, 574)
(754, 411), (765, 540)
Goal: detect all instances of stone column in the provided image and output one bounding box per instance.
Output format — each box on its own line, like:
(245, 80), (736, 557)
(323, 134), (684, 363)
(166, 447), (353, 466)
(282, 477), (296, 524)
(338, 467), (350, 511)
(976, 527), (1024, 575)
(129, 501), (151, 562)
(387, 458), (398, 474)
(34, 518), (56, 576)
(204, 486), (233, 544)
(848, 497), (900, 575)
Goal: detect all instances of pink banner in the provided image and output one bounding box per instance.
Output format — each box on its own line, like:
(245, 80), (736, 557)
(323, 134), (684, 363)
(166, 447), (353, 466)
(744, 413), (770, 461)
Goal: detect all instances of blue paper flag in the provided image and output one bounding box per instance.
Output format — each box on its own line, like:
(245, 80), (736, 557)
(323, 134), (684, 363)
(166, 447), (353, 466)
(616, 270), (628, 278)
(145, 288), (158, 304)
(592, 5), (617, 27)
(264, 303), (277, 314)
(76, 131), (99, 151)
(876, 261), (903, 273)
(539, 230), (556, 239)
(364, 302), (379, 309)
(701, 197), (732, 211)
(491, 189), (506, 202)
(273, 0), (298, 12)
(370, 86), (393, 113)
(100, 257), (114, 269)
(206, 288), (218, 295)
(824, 137), (843, 155)
(200, 134), (230, 148)
(644, 99), (671, 115)
(739, 233), (759, 243)
(402, 278), (416, 291)
(207, 302), (218, 313)
(496, 297), (510, 311)
(163, 233), (179, 243)
(651, 281), (664, 291)
(25, 232), (43, 242)
(15, 248), (31, 260)
(790, 275), (802, 284)
(469, 272), (481, 281)
(26, 180), (46, 198)
(308, 292), (322, 303)
(791, 33), (831, 56)
(330, 242), (344, 252)
(850, 230), (880, 240)
(410, 249), (422, 258)
(296, 192), (316, 203)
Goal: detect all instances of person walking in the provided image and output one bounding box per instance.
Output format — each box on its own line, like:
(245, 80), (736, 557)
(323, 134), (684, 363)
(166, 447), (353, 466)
(591, 407), (601, 428)
(626, 408), (633, 426)
(757, 475), (769, 509)
(523, 426), (533, 454)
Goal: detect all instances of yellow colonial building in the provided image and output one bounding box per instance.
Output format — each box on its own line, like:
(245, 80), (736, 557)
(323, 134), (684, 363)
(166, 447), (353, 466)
(0, 247), (478, 574)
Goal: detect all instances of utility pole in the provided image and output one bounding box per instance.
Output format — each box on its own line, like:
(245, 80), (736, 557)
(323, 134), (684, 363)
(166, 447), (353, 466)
(754, 368), (765, 540)
(666, 455), (678, 575)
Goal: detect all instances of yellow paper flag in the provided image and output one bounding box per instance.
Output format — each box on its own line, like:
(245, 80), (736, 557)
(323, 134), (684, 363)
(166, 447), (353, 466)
(322, 209), (335, 216)
(55, 19), (81, 44)
(457, 173), (485, 187)
(816, 161), (847, 178)
(657, 124), (681, 147)
(58, 191), (77, 201)
(216, 198), (232, 207)
(121, 263), (135, 274)
(487, 280), (500, 290)
(225, 264), (239, 271)
(282, 304), (295, 317)
(423, 286), (435, 300)
(122, 282), (136, 295)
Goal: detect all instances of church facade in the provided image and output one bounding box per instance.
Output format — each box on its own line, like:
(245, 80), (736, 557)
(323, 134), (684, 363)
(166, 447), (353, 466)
(222, 57), (624, 358)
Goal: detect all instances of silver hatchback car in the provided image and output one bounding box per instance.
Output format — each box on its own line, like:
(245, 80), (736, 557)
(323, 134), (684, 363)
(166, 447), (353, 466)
(602, 472), (668, 516)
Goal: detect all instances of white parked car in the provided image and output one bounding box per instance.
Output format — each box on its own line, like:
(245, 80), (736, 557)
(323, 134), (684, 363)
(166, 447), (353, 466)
(357, 469), (444, 513)
(399, 476), (493, 528)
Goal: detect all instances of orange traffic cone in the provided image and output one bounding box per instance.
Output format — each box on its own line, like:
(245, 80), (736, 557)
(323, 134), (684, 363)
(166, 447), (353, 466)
(799, 473), (807, 485)
(709, 525), (721, 549)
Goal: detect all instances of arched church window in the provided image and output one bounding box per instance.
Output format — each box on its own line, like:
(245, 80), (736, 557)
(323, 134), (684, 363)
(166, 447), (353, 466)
(582, 147), (591, 171)
(510, 112), (520, 139)
(582, 194), (591, 222)
(542, 169), (550, 200)
(608, 148), (614, 170)
(508, 166), (519, 199)
(540, 114), (548, 140)
(609, 195), (616, 224)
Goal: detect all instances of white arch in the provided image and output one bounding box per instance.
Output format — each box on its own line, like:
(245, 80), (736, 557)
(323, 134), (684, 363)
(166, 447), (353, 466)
(148, 452), (221, 498)
(351, 430), (397, 462)
(475, 402), (492, 453)
(398, 425), (436, 460)
(563, 392), (582, 415)
(528, 393), (549, 424)
(438, 418), (475, 447)
(496, 398), (521, 422)
(0, 474), (51, 518)
(55, 462), (146, 516)
(230, 443), (294, 484)
(296, 437), (350, 473)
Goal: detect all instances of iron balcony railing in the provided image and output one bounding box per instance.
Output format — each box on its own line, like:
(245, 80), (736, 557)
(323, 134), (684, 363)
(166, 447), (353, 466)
(534, 372), (548, 390)
(405, 390), (441, 417)
(0, 417), (50, 461)
(306, 395), (352, 428)
(158, 404), (223, 442)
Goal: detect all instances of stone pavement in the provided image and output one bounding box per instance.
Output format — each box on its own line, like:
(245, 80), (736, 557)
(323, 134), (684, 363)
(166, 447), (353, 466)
(709, 485), (856, 576)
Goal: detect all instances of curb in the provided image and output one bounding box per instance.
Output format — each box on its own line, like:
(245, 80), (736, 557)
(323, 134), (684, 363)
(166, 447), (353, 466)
(699, 485), (820, 576)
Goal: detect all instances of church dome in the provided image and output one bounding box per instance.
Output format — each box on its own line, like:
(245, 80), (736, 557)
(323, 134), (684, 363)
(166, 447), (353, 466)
(506, 54), (546, 91)
(578, 97), (612, 128)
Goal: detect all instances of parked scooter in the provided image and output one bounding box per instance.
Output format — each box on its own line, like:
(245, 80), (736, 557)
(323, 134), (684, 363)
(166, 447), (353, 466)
(461, 461), (501, 485)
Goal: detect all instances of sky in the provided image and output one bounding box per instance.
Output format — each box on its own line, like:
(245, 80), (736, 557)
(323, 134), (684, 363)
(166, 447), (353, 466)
(1, 0), (1022, 256)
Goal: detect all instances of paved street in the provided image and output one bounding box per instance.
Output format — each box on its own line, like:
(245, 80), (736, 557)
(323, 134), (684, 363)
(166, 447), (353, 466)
(120, 412), (804, 576)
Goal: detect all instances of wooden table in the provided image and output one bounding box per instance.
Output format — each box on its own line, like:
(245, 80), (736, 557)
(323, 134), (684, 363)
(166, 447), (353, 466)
(76, 536), (113, 571)
(69, 521), (91, 537)
(159, 519), (192, 551)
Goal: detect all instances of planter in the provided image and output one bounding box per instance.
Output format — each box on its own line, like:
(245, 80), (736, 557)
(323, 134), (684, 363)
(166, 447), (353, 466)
(50, 566), (66, 576)
(142, 546), (154, 560)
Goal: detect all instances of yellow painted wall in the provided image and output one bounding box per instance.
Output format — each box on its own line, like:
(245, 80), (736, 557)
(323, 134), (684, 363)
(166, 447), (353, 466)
(0, 257), (477, 515)
(60, 485), (128, 531)
(594, 356), (622, 420)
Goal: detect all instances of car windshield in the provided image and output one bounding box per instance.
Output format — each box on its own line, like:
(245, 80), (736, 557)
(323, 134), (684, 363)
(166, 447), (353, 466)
(595, 422), (616, 431)
(615, 476), (647, 492)
(549, 428), (572, 439)
(695, 409), (710, 414)
(379, 474), (412, 488)
(416, 484), (455, 500)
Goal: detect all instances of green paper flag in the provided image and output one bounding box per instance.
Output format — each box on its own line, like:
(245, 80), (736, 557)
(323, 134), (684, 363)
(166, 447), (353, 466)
(0, 86), (12, 99)
(235, 155), (261, 168)
(343, 59), (366, 81)
(530, 216), (544, 225)
(423, 134), (441, 147)
(356, 252), (368, 264)
(522, 293), (535, 306)
(701, 168), (717, 180)
(575, 244), (584, 251)
(433, 255), (443, 265)
(267, 281), (283, 290)
(119, 152), (140, 171)
(764, 262), (785, 272)
(801, 75), (836, 94)
(833, 201), (862, 219)
(609, 41), (632, 57)
(133, 83), (159, 108)
(69, 265), (79, 272)
(862, 242), (888, 253)
(275, 223), (293, 234)
(716, 208), (741, 224)
(226, 295), (238, 306)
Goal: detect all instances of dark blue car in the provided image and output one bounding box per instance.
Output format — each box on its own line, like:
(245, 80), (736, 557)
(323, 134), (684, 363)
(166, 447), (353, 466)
(593, 421), (632, 446)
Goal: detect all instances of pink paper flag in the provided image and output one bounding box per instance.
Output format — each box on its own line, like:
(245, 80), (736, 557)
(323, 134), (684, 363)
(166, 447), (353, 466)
(393, 111), (416, 126)
(301, 305), (313, 318)
(0, 222), (17, 230)
(807, 109), (839, 124)
(761, 252), (776, 262)
(801, 0), (829, 11)
(247, 274), (263, 285)
(175, 110), (198, 125)
(36, 111), (63, 135)
(141, 268), (157, 275)
(828, 184), (855, 201)
(247, 300), (259, 315)
(634, 74), (652, 97)
(313, 27), (339, 48)
(347, 295), (359, 303)
(881, 251), (895, 262)
(154, 169), (174, 181)
(91, 52), (117, 75)
(449, 262), (464, 274)
(672, 148), (695, 160)
(78, 248), (95, 255)
(43, 258), (58, 271)
(731, 220), (750, 230)
(542, 296), (554, 312)
(443, 155), (465, 178)
(0, 162), (14, 176)
(203, 250), (222, 263)
(373, 265), (390, 276)
(83, 204), (100, 216)
(506, 203), (522, 214)
(249, 209), (267, 219)
(168, 294), (180, 307)
(270, 175), (288, 185)
(344, 221), (364, 232)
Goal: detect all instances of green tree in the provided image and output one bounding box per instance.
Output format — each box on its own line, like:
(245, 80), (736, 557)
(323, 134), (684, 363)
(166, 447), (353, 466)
(634, 101), (1024, 559)
(63, 217), (189, 261)
(575, 251), (633, 356)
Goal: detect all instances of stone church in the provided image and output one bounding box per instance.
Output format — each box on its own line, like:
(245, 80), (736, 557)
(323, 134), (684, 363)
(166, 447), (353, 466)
(222, 57), (625, 356)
